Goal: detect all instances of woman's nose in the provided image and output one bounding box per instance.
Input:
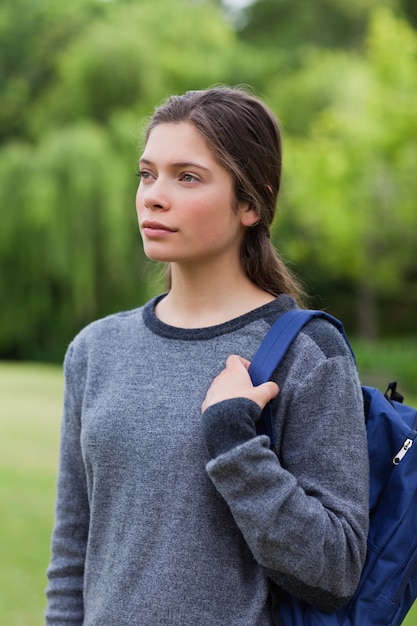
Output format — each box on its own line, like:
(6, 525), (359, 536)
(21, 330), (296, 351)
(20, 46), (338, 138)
(142, 178), (170, 211)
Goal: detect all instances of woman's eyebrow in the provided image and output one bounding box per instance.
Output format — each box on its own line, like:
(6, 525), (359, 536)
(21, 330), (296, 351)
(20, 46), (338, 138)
(138, 157), (211, 172)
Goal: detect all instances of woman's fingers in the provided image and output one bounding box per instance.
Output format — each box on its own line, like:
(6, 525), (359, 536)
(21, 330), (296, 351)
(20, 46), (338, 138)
(201, 355), (279, 412)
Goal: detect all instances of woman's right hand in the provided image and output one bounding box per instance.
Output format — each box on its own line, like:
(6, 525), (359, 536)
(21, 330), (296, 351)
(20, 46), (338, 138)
(201, 355), (279, 414)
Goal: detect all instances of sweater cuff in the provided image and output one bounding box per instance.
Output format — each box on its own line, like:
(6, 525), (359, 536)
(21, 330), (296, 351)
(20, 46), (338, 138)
(201, 397), (262, 458)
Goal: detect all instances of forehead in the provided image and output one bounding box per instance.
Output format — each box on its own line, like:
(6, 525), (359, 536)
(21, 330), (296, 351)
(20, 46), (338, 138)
(142, 122), (215, 164)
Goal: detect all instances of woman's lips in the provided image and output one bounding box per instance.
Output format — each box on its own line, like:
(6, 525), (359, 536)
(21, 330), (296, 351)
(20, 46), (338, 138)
(141, 221), (177, 237)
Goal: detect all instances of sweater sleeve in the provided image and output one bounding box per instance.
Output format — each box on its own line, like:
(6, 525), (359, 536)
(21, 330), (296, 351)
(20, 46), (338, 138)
(45, 342), (89, 625)
(203, 336), (369, 613)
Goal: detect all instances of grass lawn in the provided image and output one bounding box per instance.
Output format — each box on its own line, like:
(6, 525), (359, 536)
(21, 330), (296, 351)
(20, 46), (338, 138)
(1, 349), (417, 625)
(0, 362), (62, 626)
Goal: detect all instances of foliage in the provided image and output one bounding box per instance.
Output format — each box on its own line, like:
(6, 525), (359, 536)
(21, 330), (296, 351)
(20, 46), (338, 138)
(268, 9), (417, 337)
(238, 0), (400, 58)
(29, 0), (262, 136)
(0, 0), (105, 143)
(0, 121), (146, 360)
(0, 0), (262, 361)
(1, 0), (417, 358)
(353, 336), (417, 397)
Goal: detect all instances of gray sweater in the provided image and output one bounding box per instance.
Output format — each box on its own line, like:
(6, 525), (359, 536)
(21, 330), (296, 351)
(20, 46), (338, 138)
(45, 294), (369, 625)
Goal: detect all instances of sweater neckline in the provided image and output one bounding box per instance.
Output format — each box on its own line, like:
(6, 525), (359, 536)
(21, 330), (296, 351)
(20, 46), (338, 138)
(142, 293), (295, 341)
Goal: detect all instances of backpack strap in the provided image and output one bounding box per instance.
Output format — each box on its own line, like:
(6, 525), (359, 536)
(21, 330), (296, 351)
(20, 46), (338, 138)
(249, 309), (353, 451)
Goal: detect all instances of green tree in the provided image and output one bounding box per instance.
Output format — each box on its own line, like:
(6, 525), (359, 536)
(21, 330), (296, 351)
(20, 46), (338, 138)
(238, 0), (400, 53)
(29, 0), (264, 136)
(0, 0), (104, 143)
(271, 9), (417, 338)
(0, 122), (144, 360)
(0, 0), (265, 361)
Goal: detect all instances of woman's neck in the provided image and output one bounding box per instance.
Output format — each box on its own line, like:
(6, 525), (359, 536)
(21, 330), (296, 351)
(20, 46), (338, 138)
(155, 262), (275, 328)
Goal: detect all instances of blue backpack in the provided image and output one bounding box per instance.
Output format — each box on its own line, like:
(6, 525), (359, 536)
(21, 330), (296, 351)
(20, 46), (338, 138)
(249, 309), (417, 626)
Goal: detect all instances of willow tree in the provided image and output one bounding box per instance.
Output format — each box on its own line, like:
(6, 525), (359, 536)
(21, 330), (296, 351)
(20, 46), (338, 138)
(0, 0), (266, 361)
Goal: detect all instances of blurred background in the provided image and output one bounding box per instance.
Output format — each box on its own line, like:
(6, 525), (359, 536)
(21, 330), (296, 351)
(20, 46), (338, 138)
(1, 0), (417, 362)
(1, 0), (417, 623)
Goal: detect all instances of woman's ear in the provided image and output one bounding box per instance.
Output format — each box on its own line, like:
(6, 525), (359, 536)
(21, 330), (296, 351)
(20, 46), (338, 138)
(239, 204), (260, 228)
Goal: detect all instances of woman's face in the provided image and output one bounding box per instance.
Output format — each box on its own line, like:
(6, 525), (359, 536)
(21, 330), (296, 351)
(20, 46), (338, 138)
(136, 122), (257, 267)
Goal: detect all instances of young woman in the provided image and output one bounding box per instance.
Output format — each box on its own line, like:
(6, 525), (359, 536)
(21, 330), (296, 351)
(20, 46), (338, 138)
(45, 87), (369, 626)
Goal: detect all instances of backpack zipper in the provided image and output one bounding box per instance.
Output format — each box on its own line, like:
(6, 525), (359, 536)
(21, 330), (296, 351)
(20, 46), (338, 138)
(393, 408), (417, 465)
(393, 438), (414, 465)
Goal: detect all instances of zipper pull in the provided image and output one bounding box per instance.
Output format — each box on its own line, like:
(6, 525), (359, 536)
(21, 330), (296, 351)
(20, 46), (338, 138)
(393, 438), (413, 465)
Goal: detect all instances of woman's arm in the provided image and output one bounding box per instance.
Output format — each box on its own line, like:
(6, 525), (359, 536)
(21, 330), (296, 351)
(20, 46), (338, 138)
(45, 343), (89, 626)
(201, 327), (369, 612)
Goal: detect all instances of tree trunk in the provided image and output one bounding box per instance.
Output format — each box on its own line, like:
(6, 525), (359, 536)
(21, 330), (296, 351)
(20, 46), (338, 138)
(356, 281), (378, 341)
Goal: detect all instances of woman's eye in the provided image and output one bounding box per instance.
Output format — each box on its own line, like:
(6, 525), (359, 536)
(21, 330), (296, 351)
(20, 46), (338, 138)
(137, 170), (153, 181)
(181, 173), (199, 183)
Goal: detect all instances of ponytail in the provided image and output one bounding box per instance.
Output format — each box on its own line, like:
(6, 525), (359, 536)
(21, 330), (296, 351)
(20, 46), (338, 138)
(241, 226), (306, 306)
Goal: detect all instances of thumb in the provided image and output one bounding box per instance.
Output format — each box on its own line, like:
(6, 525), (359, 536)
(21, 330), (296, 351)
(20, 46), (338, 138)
(251, 381), (280, 411)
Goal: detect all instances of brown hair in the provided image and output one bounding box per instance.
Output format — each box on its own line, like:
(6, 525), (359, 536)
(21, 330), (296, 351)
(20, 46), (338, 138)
(145, 86), (305, 304)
